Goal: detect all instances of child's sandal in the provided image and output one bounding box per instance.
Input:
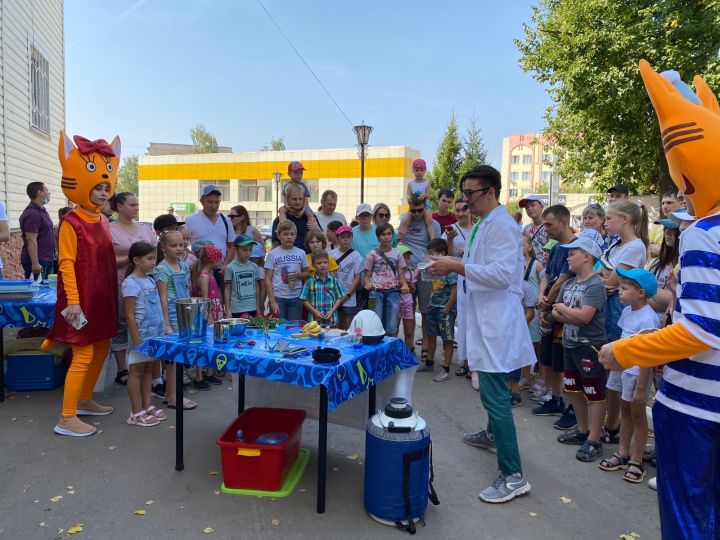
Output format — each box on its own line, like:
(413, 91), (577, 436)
(145, 405), (167, 421)
(126, 410), (160, 427)
(114, 369), (129, 385)
(598, 452), (630, 471)
(623, 460), (645, 483)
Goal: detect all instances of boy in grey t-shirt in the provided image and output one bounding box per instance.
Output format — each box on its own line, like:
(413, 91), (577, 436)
(551, 232), (607, 463)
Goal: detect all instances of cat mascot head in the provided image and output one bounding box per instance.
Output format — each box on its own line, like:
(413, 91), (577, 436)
(639, 60), (720, 218)
(59, 131), (121, 213)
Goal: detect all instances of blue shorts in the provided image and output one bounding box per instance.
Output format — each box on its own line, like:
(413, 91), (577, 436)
(427, 307), (455, 341)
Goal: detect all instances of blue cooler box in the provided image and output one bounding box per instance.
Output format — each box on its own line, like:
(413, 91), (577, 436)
(5, 351), (65, 391)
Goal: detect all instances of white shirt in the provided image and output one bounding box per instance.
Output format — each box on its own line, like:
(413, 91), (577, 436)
(0, 202), (7, 269)
(315, 211), (347, 231)
(456, 205), (535, 373)
(184, 211), (233, 258)
(608, 238), (647, 269)
(329, 247), (363, 307)
(618, 304), (660, 375)
(441, 222), (473, 258)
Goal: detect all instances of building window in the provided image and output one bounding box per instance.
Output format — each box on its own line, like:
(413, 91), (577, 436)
(522, 172), (531, 182)
(305, 179), (320, 203)
(250, 211), (273, 226)
(543, 153), (552, 163)
(510, 171), (519, 182)
(522, 154), (532, 165)
(30, 46), (50, 135)
(509, 188), (519, 198)
(199, 180), (230, 200)
(237, 180), (273, 202)
(511, 155), (520, 165)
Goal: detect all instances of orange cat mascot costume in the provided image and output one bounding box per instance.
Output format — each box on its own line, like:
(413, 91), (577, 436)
(600, 61), (720, 539)
(43, 132), (121, 437)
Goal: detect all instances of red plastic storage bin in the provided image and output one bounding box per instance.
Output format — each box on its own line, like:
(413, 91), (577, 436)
(217, 407), (306, 491)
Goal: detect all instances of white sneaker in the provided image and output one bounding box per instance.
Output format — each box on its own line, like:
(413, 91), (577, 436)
(529, 390), (552, 403)
(433, 370), (450, 382)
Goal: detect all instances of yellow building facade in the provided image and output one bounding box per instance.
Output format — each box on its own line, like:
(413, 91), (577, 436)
(137, 146), (420, 225)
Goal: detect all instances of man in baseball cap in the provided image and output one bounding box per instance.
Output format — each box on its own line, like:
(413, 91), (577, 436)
(153, 214), (185, 234)
(607, 183), (629, 203)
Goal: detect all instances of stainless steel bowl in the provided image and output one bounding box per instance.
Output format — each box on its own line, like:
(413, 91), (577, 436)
(221, 318), (249, 336)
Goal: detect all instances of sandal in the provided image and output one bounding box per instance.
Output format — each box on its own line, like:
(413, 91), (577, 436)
(114, 369), (129, 385)
(167, 398), (198, 410)
(557, 428), (589, 446)
(455, 366), (470, 377)
(126, 410), (160, 427)
(576, 439), (602, 462)
(415, 339), (423, 346)
(601, 426), (620, 444)
(145, 405), (167, 421)
(623, 460), (645, 483)
(598, 452), (630, 471)
(642, 448), (655, 463)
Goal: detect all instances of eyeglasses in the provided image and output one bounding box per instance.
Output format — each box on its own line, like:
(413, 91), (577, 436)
(376, 213), (390, 218)
(228, 214), (240, 219)
(409, 208), (425, 214)
(461, 187), (490, 199)
(456, 204), (469, 211)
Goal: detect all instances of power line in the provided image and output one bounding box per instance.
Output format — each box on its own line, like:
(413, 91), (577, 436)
(256, 0), (355, 128)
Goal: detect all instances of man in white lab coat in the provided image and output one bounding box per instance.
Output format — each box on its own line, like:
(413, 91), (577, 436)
(428, 165), (535, 503)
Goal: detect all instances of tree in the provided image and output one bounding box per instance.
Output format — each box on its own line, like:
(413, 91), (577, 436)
(429, 115), (462, 201)
(458, 115), (488, 179)
(260, 136), (286, 151)
(116, 155), (138, 194)
(516, 1), (720, 196)
(190, 123), (219, 153)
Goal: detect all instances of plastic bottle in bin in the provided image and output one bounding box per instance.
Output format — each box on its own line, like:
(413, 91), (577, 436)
(255, 432), (288, 445)
(236, 429), (244, 442)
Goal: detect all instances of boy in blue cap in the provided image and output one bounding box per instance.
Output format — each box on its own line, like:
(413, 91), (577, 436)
(599, 267), (660, 484)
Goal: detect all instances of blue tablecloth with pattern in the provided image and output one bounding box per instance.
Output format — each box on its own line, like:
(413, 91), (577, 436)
(0, 287), (56, 329)
(136, 327), (418, 411)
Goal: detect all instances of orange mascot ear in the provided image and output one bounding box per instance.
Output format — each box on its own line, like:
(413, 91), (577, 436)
(639, 59), (720, 218)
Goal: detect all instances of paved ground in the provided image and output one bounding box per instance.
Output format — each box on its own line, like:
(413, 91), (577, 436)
(0, 355), (662, 540)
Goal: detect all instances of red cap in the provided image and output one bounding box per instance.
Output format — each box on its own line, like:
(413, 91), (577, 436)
(336, 225), (353, 236)
(412, 158), (427, 170)
(288, 161), (305, 172)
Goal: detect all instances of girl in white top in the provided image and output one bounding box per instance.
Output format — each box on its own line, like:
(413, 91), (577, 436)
(442, 199), (474, 258)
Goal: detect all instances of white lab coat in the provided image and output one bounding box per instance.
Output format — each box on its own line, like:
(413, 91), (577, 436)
(457, 205), (536, 373)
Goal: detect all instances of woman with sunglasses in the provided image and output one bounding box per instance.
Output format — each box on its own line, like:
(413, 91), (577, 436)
(373, 203), (399, 247)
(228, 205), (266, 306)
(442, 199), (474, 258)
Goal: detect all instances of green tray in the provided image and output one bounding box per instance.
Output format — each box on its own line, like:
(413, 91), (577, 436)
(220, 448), (309, 497)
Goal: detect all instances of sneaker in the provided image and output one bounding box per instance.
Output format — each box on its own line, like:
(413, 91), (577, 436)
(529, 390), (552, 403)
(556, 427), (589, 445)
(433, 370), (450, 382)
(478, 473), (531, 504)
(648, 476), (657, 491)
(576, 439), (603, 462)
(553, 405), (577, 430)
(532, 398), (564, 416)
(205, 374), (224, 385)
(127, 410), (160, 427)
(76, 400), (114, 416)
(54, 416), (97, 437)
(417, 362), (435, 373)
(529, 382), (546, 395)
(510, 394), (522, 408)
(462, 430), (496, 453)
(192, 379), (211, 391)
(151, 382), (166, 398)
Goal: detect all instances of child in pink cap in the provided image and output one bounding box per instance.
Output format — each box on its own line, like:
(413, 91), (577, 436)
(399, 158), (435, 241)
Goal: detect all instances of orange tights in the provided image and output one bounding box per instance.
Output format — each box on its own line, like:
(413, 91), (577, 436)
(61, 339), (111, 417)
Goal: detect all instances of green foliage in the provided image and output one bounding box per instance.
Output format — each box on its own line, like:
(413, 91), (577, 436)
(429, 115), (462, 202)
(506, 199), (521, 216)
(458, 115), (489, 179)
(190, 123), (219, 153)
(516, 0), (720, 196)
(260, 136), (286, 151)
(116, 155), (138, 194)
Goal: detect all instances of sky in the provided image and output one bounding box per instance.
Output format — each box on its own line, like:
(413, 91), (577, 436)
(64, 0), (551, 168)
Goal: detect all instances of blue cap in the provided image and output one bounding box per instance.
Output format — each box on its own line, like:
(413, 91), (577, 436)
(654, 218), (680, 229)
(615, 267), (658, 297)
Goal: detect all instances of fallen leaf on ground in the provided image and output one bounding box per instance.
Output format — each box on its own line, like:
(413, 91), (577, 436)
(67, 524), (84, 534)
(23, 485), (30, 493)
(209, 471), (218, 476)
(213, 491), (220, 496)
(134, 509), (146, 516)
(203, 527), (214, 534)
(66, 485), (74, 490)
(145, 500), (154, 505)
(619, 534), (641, 540)
(298, 489), (306, 493)
(38, 522), (47, 527)
(66, 490), (75, 495)
(560, 496), (572, 504)
(11, 417), (16, 421)
(33, 500), (39, 503)
(529, 512), (538, 517)
(271, 519), (281, 526)
(50, 495), (63, 503)
(108, 446), (117, 451)
(57, 529), (64, 534)
(98, 430), (104, 434)
(630, 535), (640, 539)
(93, 422), (100, 426)
(346, 453), (358, 460)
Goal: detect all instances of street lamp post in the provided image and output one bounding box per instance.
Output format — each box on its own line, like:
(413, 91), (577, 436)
(273, 171), (282, 215)
(354, 123), (373, 204)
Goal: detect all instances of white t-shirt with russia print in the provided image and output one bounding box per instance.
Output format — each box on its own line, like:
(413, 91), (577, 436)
(264, 246), (308, 299)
